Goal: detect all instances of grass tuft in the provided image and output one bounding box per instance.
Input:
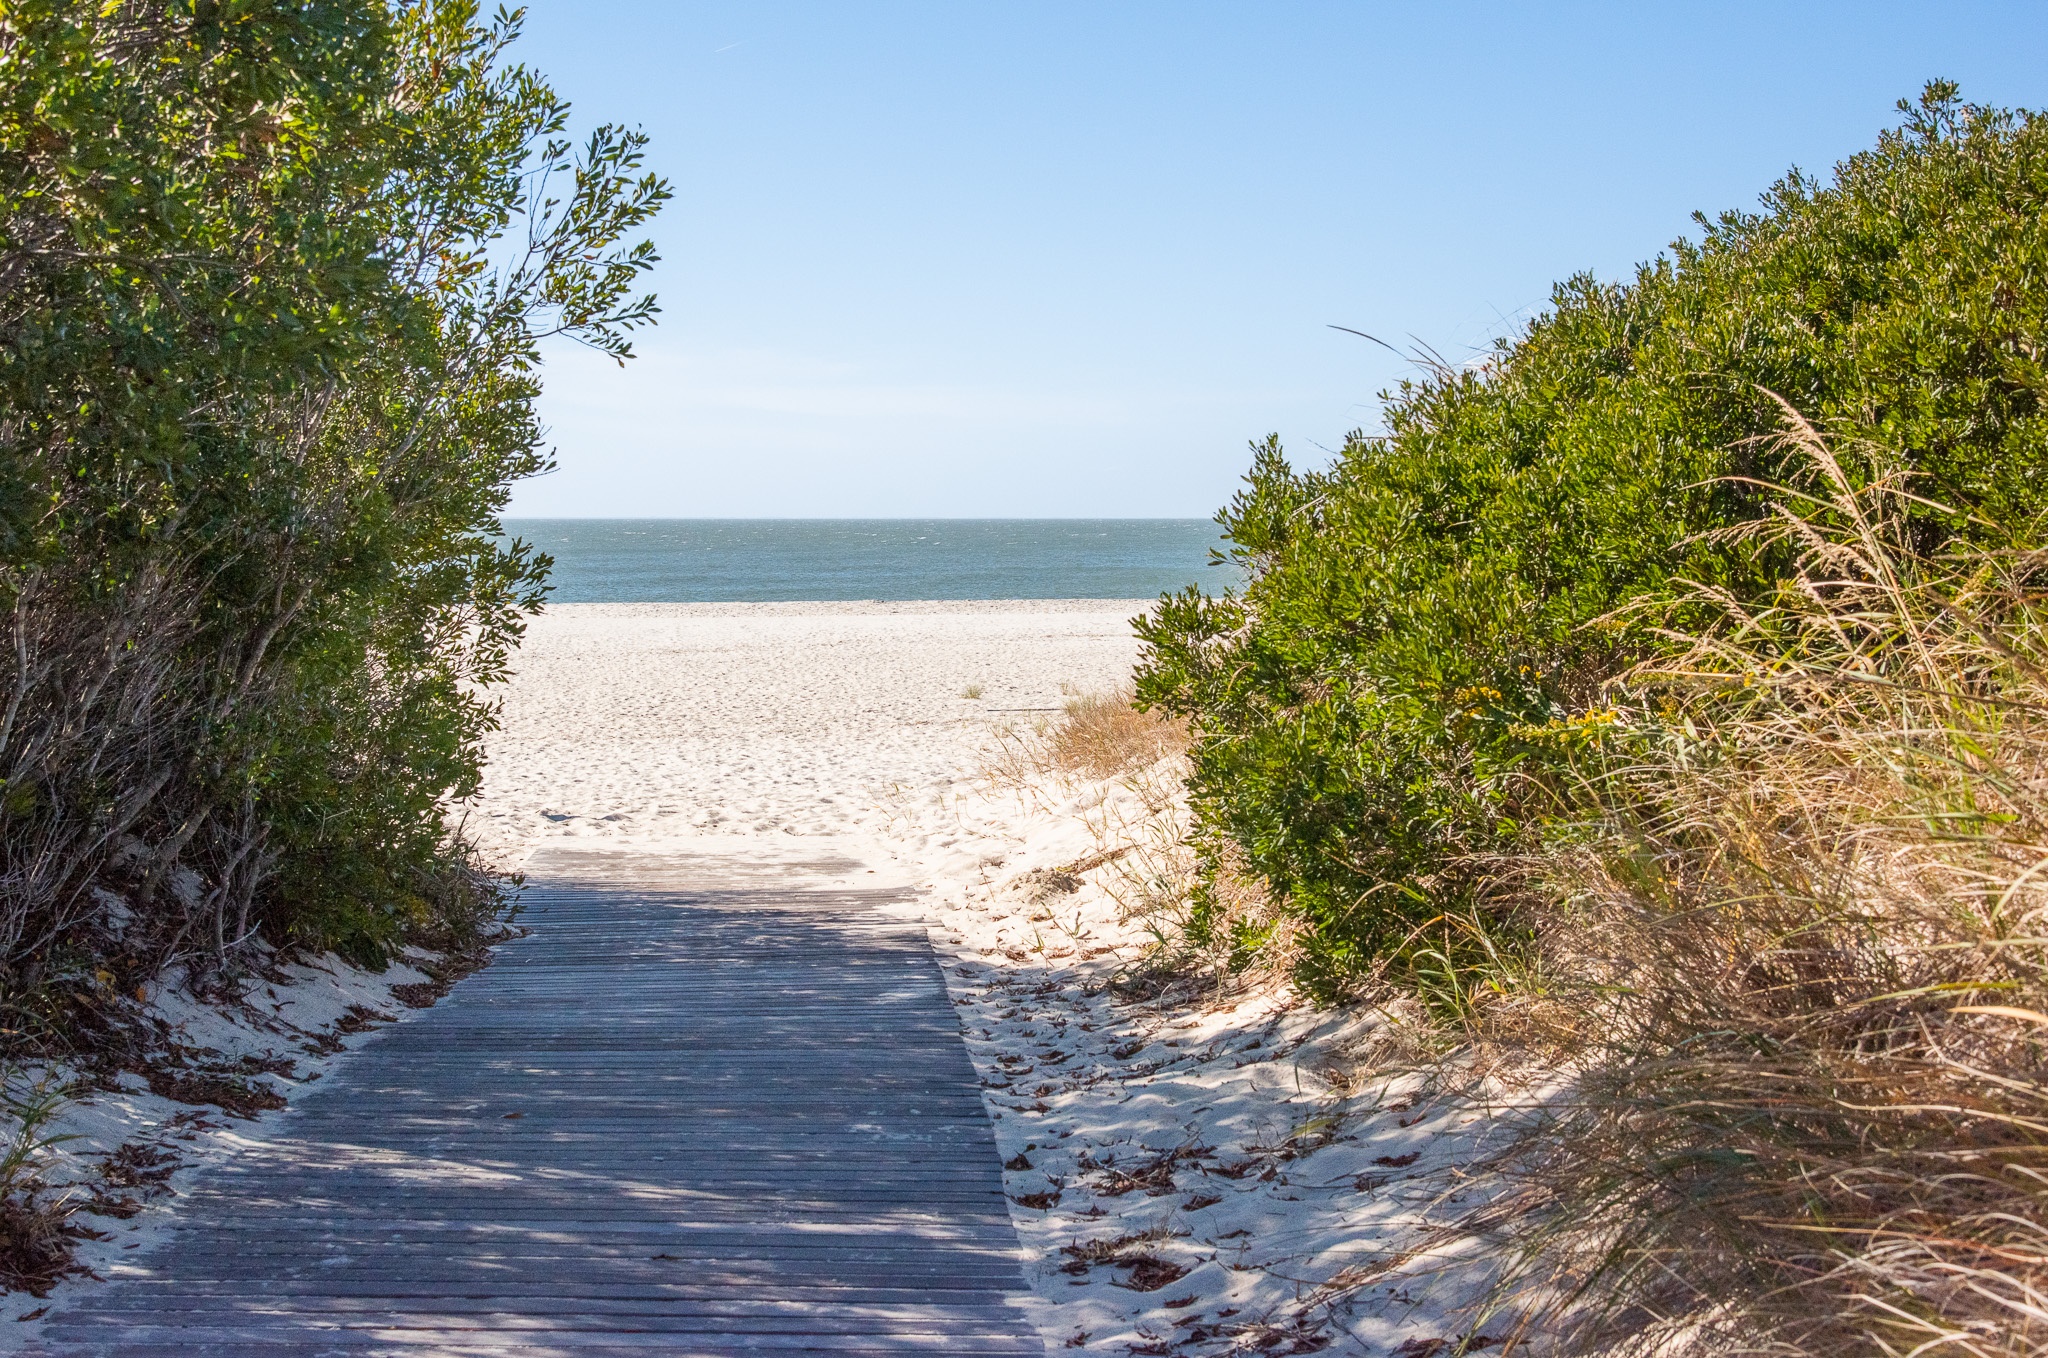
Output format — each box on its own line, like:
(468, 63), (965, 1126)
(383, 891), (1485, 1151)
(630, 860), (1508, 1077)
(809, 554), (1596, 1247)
(0, 1072), (82, 1296)
(1042, 688), (1188, 781)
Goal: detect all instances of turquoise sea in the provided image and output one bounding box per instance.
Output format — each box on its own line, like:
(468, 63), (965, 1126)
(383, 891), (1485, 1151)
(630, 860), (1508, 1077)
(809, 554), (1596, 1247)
(502, 519), (1233, 603)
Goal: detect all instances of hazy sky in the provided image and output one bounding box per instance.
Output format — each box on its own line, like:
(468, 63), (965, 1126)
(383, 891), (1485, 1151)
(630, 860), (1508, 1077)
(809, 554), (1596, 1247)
(505, 2), (2048, 519)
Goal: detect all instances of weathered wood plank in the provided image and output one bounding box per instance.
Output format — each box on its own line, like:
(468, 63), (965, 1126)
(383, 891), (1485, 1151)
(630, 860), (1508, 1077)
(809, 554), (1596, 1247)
(28, 848), (1039, 1356)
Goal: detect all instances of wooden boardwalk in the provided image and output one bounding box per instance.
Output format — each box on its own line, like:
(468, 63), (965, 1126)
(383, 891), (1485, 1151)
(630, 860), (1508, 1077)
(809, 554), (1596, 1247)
(31, 846), (1041, 1356)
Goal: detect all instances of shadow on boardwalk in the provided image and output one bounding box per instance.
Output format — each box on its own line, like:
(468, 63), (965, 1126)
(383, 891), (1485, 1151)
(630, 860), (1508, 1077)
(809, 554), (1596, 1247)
(25, 846), (1040, 1356)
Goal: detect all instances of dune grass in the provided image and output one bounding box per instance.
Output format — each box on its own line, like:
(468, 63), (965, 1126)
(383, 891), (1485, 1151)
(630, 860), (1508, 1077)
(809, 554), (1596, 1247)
(1042, 688), (1189, 782)
(1467, 410), (2048, 1356)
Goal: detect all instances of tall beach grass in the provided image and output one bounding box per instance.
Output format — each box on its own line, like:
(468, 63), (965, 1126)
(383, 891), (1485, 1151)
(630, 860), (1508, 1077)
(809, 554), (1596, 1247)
(1473, 409), (2048, 1356)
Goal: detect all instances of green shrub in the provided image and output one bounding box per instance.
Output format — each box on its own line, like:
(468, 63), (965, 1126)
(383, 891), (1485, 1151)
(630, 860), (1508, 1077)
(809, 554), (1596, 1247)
(0, 1), (667, 1002)
(1135, 83), (2048, 995)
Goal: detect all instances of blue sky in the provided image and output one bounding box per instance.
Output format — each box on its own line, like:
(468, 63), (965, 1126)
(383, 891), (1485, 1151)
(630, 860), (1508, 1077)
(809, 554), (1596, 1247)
(506, 2), (2048, 519)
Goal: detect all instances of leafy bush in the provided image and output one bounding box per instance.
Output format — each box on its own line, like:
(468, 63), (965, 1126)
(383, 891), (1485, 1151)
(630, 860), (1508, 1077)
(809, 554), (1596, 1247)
(1135, 83), (2048, 994)
(0, 1), (666, 1013)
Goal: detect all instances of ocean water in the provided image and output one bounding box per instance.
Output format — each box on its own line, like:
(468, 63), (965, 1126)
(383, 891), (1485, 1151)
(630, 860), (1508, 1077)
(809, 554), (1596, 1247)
(501, 519), (1234, 603)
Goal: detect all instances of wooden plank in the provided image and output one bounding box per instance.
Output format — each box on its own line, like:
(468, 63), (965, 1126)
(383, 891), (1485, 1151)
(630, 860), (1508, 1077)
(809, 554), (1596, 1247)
(28, 847), (1040, 1356)
(71, 1282), (1033, 1304)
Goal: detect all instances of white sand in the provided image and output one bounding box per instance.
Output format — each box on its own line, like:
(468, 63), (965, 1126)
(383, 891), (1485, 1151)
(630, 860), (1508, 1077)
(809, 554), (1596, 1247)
(473, 601), (1149, 855)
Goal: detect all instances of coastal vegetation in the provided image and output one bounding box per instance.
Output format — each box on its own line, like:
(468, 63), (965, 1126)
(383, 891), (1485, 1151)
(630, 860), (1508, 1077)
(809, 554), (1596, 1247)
(1135, 84), (2048, 1353)
(1042, 687), (1187, 781)
(0, 0), (662, 1031)
(0, 0), (665, 1286)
